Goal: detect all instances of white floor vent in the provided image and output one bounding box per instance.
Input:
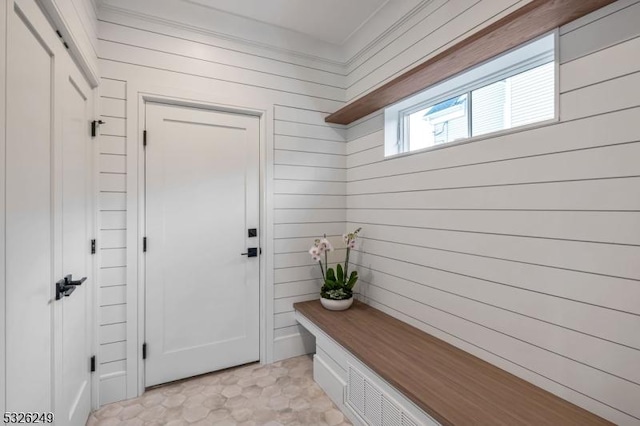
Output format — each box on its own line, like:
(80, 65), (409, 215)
(347, 366), (421, 426)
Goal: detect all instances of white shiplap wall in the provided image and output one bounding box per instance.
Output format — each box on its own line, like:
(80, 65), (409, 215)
(96, 9), (346, 405)
(345, 0), (530, 102)
(98, 77), (128, 404)
(345, 2), (640, 425)
(273, 105), (347, 360)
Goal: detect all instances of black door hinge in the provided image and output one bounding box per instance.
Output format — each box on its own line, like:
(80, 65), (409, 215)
(55, 30), (69, 49)
(91, 120), (105, 137)
(91, 239), (96, 255)
(143, 237), (147, 253)
(142, 343), (147, 360)
(143, 130), (147, 147)
(90, 355), (96, 373)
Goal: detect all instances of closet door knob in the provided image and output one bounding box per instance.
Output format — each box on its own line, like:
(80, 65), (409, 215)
(65, 275), (87, 286)
(55, 275), (87, 300)
(241, 248), (258, 257)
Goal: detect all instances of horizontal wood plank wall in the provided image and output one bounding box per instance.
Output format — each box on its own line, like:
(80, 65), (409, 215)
(98, 77), (128, 405)
(96, 10), (346, 404)
(345, 0), (528, 103)
(345, 2), (640, 425)
(330, 0), (614, 123)
(345, 0), (640, 103)
(273, 105), (347, 360)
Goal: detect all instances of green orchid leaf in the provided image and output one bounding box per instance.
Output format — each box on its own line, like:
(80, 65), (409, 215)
(347, 271), (358, 290)
(323, 279), (340, 290)
(336, 263), (344, 284)
(326, 267), (336, 282)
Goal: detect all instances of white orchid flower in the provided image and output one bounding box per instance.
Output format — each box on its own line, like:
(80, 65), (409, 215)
(309, 246), (321, 261)
(318, 238), (334, 252)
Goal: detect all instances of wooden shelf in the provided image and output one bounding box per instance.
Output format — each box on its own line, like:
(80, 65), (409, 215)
(295, 300), (611, 425)
(325, 0), (615, 125)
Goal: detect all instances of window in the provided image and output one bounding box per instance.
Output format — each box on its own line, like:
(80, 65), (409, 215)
(385, 33), (557, 157)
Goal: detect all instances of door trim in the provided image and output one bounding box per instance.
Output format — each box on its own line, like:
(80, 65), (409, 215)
(135, 93), (268, 396)
(0, 0), (7, 414)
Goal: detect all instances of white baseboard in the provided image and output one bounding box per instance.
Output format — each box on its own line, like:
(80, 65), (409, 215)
(99, 372), (127, 406)
(273, 330), (315, 362)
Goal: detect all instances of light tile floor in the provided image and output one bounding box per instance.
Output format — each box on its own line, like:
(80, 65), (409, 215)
(88, 355), (351, 426)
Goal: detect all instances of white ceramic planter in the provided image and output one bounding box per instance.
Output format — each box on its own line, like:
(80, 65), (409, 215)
(320, 297), (354, 311)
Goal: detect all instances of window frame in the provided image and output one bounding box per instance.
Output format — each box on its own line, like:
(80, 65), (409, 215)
(384, 30), (559, 158)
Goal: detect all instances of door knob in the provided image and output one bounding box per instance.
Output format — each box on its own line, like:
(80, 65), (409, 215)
(65, 275), (87, 286)
(241, 248), (258, 258)
(55, 274), (87, 300)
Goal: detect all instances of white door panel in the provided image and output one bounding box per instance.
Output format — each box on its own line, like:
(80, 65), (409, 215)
(5, 0), (57, 411)
(145, 103), (260, 387)
(4, 0), (95, 422)
(55, 68), (94, 426)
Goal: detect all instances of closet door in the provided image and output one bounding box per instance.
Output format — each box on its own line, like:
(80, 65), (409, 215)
(52, 49), (95, 426)
(5, 1), (95, 422)
(5, 0), (61, 411)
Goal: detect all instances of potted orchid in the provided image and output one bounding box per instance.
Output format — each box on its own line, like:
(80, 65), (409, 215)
(309, 228), (362, 311)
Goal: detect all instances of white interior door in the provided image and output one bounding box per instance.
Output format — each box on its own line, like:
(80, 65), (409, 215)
(53, 55), (95, 426)
(145, 103), (260, 387)
(5, 0), (94, 421)
(5, 0), (58, 411)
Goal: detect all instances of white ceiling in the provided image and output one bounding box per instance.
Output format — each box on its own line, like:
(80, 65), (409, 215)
(98, 0), (424, 63)
(183, 0), (390, 45)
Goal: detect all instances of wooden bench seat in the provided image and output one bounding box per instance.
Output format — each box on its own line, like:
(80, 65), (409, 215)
(294, 300), (610, 426)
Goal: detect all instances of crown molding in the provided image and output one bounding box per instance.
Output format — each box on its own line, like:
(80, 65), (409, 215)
(182, 0), (392, 48)
(343, 0), (434, 68)
(96, 0), (431, 70)
(337, 0), (392, 46)
(98, 3), (347, 67)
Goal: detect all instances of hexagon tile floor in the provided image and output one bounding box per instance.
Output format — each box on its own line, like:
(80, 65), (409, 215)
(87, 354), (352, 426)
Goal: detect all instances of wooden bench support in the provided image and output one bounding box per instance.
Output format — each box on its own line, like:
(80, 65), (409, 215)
(295, 306), (435, 426)
(294, 300), (611, 426)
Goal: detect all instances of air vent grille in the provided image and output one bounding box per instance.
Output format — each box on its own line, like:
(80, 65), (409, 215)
(347, 366), (420, 426)
(364, 380), (383, 425)
(348, 367), (365, 414)
(402, 412), (419, 426)
(382, 397), (402, 426)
